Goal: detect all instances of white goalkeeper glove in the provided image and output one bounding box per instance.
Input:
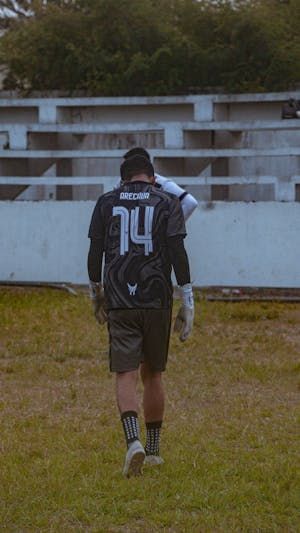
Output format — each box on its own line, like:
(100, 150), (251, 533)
(174, 283), (194, 342)
(89, 281), (107, 325)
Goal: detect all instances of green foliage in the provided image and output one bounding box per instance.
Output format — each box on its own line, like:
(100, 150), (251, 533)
(1, 0), (300, 94)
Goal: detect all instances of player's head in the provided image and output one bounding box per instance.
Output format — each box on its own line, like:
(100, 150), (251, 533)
(120, 155), (154, 183)
(123, 147), (151, 161)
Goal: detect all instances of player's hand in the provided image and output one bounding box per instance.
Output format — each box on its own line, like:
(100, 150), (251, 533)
(89, 281), (107, 325)
(174, 283), (194, 342)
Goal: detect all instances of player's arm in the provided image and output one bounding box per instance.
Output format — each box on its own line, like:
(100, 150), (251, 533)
(180, 192), (198, 221)
(156, 174), (198, 221)
(87, 201), (107, 324)
(167, 236), (194, 342)
(166, 198), (194, 342)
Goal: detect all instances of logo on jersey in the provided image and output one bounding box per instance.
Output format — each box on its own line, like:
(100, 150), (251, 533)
(127, 283), (138, 296)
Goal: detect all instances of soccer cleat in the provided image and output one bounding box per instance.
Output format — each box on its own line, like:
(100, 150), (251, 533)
(144, 455), (164, 466)
(123, 440), (145, 478)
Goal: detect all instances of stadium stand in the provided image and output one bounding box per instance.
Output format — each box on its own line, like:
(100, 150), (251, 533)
(1, 92), (300, 202)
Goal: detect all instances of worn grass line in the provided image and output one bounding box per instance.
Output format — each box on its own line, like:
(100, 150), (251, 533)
(0, 288), (299, 532)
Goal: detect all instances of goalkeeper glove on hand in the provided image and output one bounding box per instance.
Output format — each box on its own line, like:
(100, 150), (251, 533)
(174, 283), (194, 342)
(89, 281), (107, 325)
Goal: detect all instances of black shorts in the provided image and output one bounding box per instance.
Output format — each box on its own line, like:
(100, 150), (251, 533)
(107, 308), (172, 373)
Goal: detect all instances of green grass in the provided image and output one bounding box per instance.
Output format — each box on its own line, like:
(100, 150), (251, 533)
(0, 287), (299, 532)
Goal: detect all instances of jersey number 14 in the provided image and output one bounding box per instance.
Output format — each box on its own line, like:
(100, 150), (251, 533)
(113, 206), (154, 256)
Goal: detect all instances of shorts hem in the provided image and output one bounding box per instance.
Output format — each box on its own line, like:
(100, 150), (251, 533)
(110, 364), (167, 373)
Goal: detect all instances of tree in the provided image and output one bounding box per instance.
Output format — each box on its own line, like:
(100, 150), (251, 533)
(1, 0), (300, 95)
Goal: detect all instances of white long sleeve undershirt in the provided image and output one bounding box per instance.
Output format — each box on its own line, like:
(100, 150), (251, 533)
(154, 174), (198, 221)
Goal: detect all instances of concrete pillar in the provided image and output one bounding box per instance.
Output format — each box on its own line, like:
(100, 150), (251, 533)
(9, 126), (27, 150)
(194, 98), (214, 121)
(275, 177), (295, 201)
(164, 125), (184, 148)
(56, 159), (73, 200)
(39, 104), (57, 124)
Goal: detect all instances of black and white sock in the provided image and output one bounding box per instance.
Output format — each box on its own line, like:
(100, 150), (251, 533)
(121, 411), (140, 448)
(145, 421), (162, 456)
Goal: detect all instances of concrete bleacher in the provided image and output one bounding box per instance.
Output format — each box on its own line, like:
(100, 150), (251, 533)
(1, 91), (300, 201)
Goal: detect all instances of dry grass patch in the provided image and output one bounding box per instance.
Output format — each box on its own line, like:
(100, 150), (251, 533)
(0, 288), (299, 532)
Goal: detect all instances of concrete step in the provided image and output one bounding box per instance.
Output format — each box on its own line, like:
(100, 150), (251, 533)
(1, 147), (300, 158)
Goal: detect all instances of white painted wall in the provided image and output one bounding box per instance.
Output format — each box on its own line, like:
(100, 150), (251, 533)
(0, 202), (93, 284)
(185, 203), (300, 287)
(1, 201), (300, 287)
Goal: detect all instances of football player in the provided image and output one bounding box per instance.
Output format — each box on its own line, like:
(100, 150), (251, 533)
(88, 155), (194, 477)
(122, 147), (198, 221)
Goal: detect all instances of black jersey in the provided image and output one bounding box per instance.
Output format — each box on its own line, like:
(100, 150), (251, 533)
(88, 181), (186, 309)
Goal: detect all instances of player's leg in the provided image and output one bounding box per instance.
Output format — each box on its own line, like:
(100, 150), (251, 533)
(116, 369), (145, 477)
(108, 310), (145, 477)
(141, 362), (164, 421)
(140, 362), (164, 464)
(141, 308), (172, 465)
(116, 369), (139, 414)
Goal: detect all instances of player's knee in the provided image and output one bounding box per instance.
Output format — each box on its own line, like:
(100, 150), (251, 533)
(142, 367), (162, 385)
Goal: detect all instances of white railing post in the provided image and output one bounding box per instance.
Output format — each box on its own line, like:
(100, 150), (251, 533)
(194, 97), (214, 121)
(275, 177), (295, 201)
(164, 124), (184, 148)
(39, 104), (57, 124)
(9, 126), (27, 150)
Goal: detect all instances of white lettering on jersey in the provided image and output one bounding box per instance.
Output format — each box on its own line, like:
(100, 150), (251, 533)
(112, 206), (129, 255)
(113, 205), (154, 256)
(120, 192), (150, 200)
(130, 206), (154, 255)
(127, 283), (138, 296)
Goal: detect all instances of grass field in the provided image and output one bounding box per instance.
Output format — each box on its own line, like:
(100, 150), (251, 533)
(0, 287), (299, 532)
